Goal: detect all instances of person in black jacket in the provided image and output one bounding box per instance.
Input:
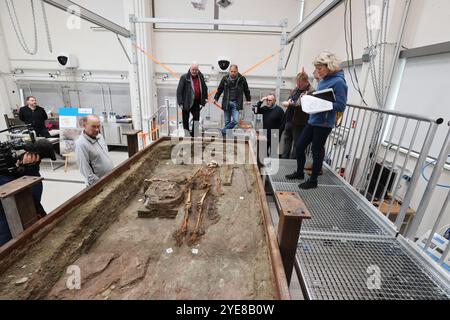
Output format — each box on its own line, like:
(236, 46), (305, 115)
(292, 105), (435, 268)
(19, 96), (50, 138)
(253, 94), (285, 156)
(280, 72), (314, 159)
(176, 62), (208, 137)
(213, 65), (251, 137)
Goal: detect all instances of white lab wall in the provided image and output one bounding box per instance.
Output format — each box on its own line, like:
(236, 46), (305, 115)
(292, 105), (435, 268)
(403, 0), (450, 48)
(0, 0), (129, 71)
(152, 0), (302, 81)
(0, 0), (133, 120)
(0, 0), (302, 124)
(394, 53), (450, 159)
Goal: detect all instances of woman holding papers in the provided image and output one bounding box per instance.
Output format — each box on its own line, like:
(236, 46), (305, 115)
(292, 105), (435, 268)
(286, 51), (348, 189)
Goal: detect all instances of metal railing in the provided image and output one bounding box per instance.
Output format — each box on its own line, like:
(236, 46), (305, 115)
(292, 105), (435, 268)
(411, 121), (450, 270)
(324, 103), (445, 236)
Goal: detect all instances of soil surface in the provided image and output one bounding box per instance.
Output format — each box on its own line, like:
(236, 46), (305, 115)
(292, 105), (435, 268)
(0, 140), (276, 299)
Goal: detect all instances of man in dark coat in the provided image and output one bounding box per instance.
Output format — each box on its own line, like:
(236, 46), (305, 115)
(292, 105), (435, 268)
(213, 65), (251, 137)
(176, 62), (208, 137)
(19, 96), (50, 138)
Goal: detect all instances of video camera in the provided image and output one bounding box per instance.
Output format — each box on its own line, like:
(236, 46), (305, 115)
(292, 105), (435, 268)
(0, 125), (56, 175)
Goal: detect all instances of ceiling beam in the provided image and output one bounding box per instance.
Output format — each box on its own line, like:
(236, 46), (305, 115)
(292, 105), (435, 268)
(42, 0), (131, 38)
(287, 0), (344, 44)
(133, 17), (285, 28)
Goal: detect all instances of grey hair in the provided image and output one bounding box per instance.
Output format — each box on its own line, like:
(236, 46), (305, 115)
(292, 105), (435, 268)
(313, 51), (342, 72)
(81, 114), (100, 125)
(190, 61), (199, 68)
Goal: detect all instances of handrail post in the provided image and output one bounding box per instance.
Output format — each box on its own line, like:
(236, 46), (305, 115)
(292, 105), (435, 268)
(395, 119), (443, 233)
(406, 121), (450, 240)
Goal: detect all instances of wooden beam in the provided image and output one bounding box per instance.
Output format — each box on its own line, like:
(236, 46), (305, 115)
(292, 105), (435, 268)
(0, 176), (43, 238)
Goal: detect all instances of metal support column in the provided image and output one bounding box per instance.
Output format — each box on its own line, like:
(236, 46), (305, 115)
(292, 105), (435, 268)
(276, 20), (288, 101)
(129, 15), (143, 130)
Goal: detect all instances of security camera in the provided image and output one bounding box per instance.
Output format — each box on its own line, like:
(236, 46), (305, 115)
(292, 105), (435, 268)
(217, 56), (231, 72)
(57, 54), (79, 69)
(216, 0), (233, 8)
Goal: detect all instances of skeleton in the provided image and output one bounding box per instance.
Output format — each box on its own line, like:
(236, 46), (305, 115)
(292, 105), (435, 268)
(173, 165), (218, 247)
(188, 187), (210, 246)
(173, 188), (192, 247)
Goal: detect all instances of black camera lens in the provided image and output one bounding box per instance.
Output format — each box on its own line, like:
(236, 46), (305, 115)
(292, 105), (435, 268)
(57, 56), (68, 66)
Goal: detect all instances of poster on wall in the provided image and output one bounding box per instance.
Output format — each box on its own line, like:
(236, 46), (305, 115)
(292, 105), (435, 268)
(59, 108), (93, 154)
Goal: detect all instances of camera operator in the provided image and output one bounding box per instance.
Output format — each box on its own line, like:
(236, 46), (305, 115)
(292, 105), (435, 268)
(0, 152), (46, 246)
(19, 96), (51, 138)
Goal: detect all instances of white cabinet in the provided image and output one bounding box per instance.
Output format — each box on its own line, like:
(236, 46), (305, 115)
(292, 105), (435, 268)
(101, 123), (133, 146)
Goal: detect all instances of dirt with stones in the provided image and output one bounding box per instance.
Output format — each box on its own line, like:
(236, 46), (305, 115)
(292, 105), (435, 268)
(0, 140), (276, 299)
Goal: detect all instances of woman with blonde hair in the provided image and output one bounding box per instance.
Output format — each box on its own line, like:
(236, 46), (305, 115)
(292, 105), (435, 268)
(286, 51), (348, 189)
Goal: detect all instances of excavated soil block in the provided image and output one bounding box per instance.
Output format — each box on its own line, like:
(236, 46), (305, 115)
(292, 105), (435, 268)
(0, 139), (283, 300)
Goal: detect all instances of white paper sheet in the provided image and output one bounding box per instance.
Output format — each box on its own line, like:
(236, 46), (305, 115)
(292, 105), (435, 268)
(301, 95), (333, 114)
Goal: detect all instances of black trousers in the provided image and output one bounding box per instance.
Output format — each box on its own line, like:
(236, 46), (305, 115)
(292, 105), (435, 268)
(296, 124), (332, 181)
(282, 123), (305, 159)
(182, 101), (201, 137)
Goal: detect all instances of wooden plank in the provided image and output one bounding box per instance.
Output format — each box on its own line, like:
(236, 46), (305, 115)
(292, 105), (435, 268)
(1, 197), (24, 237)
(223, 165), (234, 186)
(248, 142), (291, 300)
(15, 190), (39, 230)
(0, 176), (43, 199)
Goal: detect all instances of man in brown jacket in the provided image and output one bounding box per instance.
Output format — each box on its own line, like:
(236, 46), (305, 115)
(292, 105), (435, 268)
(281, 72), (315, 159)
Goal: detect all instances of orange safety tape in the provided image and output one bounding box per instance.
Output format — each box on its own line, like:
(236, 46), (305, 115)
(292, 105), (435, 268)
(133, 43), (180, 80)
(134, 43), (282, 112)
(206, 48), (282, 101)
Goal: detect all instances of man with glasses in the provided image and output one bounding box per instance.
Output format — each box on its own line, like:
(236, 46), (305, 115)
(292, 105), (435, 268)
(253, 94), (285, 156)
(75, 115), (114, 186)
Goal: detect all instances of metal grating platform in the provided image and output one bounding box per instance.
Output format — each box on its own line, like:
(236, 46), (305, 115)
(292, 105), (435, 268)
(265, 158), (450, 300)
(297, 236), (450, 300)
(271, 182), (392, 236)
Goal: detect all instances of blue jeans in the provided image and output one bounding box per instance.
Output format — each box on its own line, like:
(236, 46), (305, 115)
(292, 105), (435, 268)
(221, 101), (239, 137)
